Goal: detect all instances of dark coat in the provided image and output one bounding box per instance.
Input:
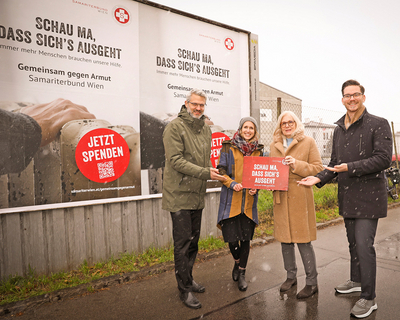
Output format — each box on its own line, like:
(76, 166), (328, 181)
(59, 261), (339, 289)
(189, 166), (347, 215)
(316, 109), (392, 219)
(162, 106), (212, 212)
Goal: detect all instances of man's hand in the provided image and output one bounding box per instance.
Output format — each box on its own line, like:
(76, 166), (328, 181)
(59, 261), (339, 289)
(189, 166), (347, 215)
(210, 168), (227, 182)
(233, 183), (243, 192)
(297, 176), (321, 186)
(21, 98), (96, 147)
(326, 163), (348, 172)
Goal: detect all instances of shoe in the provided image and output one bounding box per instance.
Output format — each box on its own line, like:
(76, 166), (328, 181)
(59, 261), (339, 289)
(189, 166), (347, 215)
(335, 280), (361, 294)
(192, 280), (205, 293)
(350, 298), (377, 318)
(179, 292), (202, 309)
(232, 261), (240, 281)
(296, 285), (318, 299)
(238, 269), (248, 291)
(280, 278), (297, 292)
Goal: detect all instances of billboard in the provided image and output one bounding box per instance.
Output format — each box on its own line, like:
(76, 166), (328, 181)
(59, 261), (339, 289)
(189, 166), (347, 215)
(0, 0), (255, 210)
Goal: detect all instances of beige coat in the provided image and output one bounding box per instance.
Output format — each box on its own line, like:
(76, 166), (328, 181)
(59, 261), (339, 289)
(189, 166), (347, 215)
(270, 130), (323, 243)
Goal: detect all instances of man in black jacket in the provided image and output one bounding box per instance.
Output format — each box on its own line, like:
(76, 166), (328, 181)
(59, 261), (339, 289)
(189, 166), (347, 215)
(299, 80), (392, 319)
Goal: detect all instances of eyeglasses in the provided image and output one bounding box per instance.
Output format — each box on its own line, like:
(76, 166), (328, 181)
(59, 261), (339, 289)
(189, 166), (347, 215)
(281, 121), (295, 127)
(189, 102), (206, 108)
(343, 92), (363, 99)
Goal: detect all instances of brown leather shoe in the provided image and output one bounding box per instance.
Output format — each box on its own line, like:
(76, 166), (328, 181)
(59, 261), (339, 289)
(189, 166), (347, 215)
(280, 278), (297, 292)
(296, 285), (318, 299)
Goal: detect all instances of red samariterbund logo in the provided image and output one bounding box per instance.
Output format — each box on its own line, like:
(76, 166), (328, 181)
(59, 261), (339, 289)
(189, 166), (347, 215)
(114, 7), (130, 24)
(225, 38), (234, 50)
(75, 128), (130, 183)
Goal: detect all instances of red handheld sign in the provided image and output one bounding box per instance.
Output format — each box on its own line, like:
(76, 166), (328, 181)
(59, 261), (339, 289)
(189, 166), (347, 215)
(242, 157), (289, 190)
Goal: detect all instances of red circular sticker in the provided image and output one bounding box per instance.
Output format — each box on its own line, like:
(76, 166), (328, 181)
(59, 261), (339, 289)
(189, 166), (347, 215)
(114, 7), (130, 24)
(225, 38), (234, 50)
(210, 132), (230, 168)
(75, 128), (130, 183)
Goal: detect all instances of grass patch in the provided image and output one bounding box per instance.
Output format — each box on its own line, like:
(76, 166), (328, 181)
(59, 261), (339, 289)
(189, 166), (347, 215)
(198, 236), (227, 253)
(0, 237), (225, 306)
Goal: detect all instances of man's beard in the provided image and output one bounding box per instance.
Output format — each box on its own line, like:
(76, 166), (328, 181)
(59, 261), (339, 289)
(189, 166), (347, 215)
(187, 108), (203, 119)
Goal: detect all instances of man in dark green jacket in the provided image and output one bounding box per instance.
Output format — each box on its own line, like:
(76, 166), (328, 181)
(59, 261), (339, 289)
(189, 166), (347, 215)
(162, 89), (225, 309)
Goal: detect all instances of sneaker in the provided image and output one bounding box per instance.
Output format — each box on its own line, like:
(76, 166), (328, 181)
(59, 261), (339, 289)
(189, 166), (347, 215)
(335, 280), (361, 293)
(350, 298), (377, 318)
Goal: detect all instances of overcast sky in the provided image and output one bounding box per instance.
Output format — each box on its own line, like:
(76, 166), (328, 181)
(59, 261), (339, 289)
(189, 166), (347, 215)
(154, 0), (400, 129)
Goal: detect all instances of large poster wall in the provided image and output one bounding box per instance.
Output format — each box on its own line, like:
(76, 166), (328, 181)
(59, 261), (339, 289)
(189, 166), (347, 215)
(0, 0), (252, 210)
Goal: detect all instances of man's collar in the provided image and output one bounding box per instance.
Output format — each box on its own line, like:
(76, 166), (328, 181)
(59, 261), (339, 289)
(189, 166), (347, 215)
(345, 105), (366, 129)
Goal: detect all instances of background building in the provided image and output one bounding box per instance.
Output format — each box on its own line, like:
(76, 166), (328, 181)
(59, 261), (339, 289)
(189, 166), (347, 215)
(259, 82), (302, 153)
(303, 119), (335, 165)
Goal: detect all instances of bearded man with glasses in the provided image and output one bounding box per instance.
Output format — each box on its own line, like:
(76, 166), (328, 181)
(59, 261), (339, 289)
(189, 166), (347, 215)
(162, 88), (226, 309)
(299, 79), (392, 318)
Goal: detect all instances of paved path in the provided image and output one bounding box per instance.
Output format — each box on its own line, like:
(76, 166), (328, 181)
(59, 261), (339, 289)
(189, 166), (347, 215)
(3, 207), (400, 319)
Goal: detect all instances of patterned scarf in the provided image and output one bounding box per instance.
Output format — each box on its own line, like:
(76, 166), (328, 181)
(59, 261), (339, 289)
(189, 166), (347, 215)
(231, 131), (258, 156)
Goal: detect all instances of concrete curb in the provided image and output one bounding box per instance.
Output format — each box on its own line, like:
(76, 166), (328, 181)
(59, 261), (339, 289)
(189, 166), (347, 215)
(1, 204), (399, 317)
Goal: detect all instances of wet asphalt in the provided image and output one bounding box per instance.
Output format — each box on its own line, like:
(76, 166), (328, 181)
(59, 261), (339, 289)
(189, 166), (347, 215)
(4, 206), (400, 320)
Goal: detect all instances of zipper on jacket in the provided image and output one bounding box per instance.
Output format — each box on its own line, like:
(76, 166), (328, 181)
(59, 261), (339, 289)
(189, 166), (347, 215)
(359, 134), (363, 152)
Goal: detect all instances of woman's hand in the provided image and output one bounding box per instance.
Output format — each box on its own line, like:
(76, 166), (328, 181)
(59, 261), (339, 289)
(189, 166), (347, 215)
(285, 155), (296, 169)
(233, 183), (243, 192)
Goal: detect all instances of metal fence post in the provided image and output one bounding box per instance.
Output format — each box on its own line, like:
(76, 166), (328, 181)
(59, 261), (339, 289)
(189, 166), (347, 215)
(277, 97), (281, 119)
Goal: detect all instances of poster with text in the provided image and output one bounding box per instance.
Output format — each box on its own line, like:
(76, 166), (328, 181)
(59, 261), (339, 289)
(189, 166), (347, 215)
(0, 0), (141, 209)
(138, 4), (250, 174)
(0, 0), (253, 210)
(242, 157), (289, 190)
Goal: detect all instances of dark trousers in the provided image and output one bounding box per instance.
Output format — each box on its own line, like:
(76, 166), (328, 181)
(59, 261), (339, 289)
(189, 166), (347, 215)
(344, 218), (379, 300)
(170, 209), (202, 293)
